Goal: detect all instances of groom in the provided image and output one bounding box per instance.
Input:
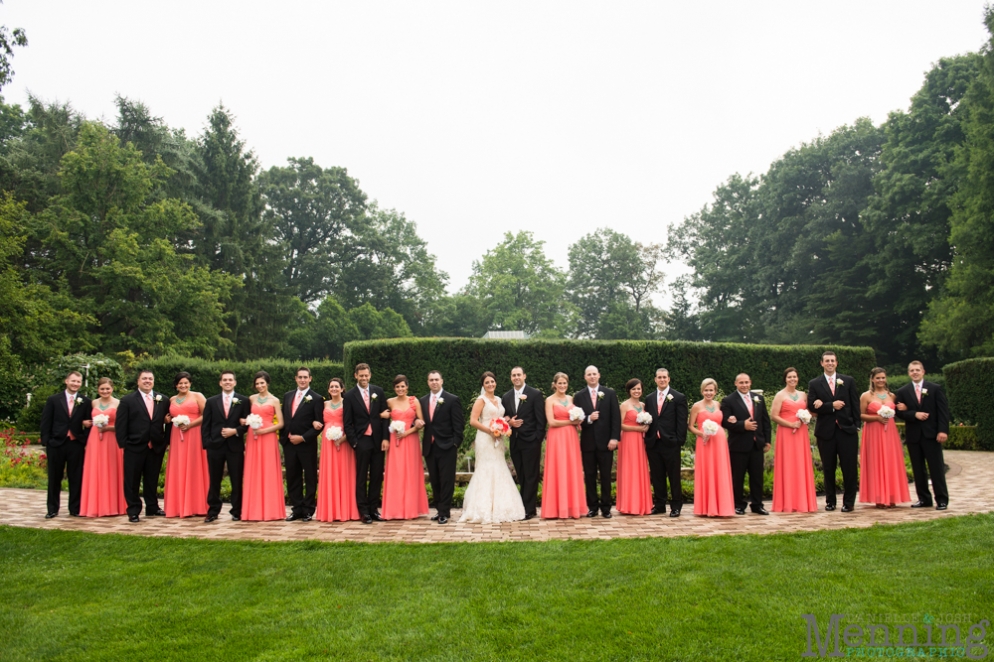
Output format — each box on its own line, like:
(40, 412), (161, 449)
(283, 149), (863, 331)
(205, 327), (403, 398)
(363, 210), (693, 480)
(502, 366), (546, 520)
(575, 365), (621, 518)
(420, 370), (464, 524)
(343, 363), (388, 525)
(808, 351), (861, 512)
(201, 371), (251, 523)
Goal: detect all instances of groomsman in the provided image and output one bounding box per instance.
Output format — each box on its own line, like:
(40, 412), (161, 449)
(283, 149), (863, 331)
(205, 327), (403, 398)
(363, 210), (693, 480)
(420, 370), (464, 524)
(575, 365), (621, 518)
(720, 374), (771, 515)
(39, 371), (91, 518)
(115, 370), (170, 522)
(894, 361), (950, 510)
(808, 351), (861, 512)
(201, 371), (251, 523)
(502, 366), (546, 520)
(643, 368), (688, 517)
(280, 367), (324, 521)
(343, 363), (388, 524)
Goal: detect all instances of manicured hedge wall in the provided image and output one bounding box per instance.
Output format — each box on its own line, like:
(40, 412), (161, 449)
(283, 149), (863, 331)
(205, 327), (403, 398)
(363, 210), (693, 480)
(130, 357), (346, 398)
(943, 358), (994, 449)
(343, 338), (877, 404)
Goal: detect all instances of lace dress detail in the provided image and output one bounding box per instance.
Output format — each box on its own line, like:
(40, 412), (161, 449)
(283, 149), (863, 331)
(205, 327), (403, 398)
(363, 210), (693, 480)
(458, 397), (525, 523)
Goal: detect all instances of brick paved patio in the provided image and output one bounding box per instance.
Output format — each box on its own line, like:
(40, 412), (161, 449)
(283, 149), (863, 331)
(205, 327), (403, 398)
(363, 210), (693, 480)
(1, 450), (989, 544)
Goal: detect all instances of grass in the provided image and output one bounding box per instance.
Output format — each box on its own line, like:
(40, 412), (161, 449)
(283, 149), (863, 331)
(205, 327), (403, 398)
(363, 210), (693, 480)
(0, 515), (991, 661)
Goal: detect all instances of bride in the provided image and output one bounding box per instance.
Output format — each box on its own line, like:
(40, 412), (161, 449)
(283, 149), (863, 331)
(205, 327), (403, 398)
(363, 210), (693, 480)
(459, 371), (526, 523)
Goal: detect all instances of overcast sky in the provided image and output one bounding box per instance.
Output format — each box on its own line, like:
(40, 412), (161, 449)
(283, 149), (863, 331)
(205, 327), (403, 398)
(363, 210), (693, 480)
(3, 1), (990, 294)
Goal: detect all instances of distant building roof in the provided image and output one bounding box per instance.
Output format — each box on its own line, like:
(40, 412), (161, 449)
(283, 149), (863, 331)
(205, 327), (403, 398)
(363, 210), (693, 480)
(482, 330), (530, 340)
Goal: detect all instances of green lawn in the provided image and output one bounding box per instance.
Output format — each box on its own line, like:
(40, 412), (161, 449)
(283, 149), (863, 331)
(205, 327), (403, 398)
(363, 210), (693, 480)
(1, 515), (991, 661)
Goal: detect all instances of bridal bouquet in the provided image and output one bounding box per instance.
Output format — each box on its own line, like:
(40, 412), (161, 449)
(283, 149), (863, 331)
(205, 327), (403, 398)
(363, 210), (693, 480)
(568, 406), (585, 423)
(325, 425), (344, 444)
(489, 418), (510, 447)
(172, 414), (191, 441)
(93, 414), (110, 429)
(701, 419), (720, 442)
(877, 405), (895, 427)
(245, 413), (264, 430)
(389, 420), (407, 447)
(794, 409), (812, 434)
(635, 411), (653, 425)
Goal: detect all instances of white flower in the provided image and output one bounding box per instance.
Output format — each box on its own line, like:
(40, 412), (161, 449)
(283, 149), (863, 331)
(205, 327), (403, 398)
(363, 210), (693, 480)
(93, 414), (110, 428)
(171, 415), (191, 427)
(796, 409), (812, 424)
(371, 393), (378, 400)
(436, 397), (445, 405)
(921, 388), (929, 396)
(518, 394), (527, 401)
(877, 405), (895, 420)
(701, 420), (720, 436)
(304, 395), (312, 402)
(597, 392), (604, 399)
(154, 394), (162, 402)
(666, 394), (673, 401)
(389, 420), (406, 435)
(753, 395), (761, 403)
(635, 411), (653, 425)
(75, 397), (83, 405)
(325, 425), (343, 441)
(232, 398), (241, 405)
(568, 406), (585, 422)
(245, 413), (263, 430)
(836, 379), (844, 386)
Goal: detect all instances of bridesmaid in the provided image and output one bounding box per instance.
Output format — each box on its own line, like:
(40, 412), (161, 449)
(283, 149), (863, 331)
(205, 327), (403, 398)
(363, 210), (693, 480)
(79, 377), (127, 517)
(770, 367), (818, 512)
(316, 377), (360, 522)
(617, 378), (653, 515)
(541, 372), (587, 519)
(380, 375), (429, 520)
(164, 372), (209, 518)
(859, 368), (911, 508)
(242, 371), (286, 521)
(689, 378), (735, 517)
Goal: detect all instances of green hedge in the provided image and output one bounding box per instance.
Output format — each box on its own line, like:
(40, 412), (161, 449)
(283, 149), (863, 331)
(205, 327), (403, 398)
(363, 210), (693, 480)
(343, 338), (877, 416)
(130, 357), (346, 398)
(944, 358), (994, 448)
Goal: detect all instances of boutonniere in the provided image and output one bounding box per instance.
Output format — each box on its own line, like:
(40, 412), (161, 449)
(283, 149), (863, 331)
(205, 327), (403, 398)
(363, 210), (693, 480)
(154, 394), (163, 402)
(232, 398), (241, 405)
(752, 395), (761, 403)
(437, 397), (445, 405)
(836, 378), (844, 386)
(666, 394), (673, 401)
(371, 393), (378, 400)
(597, 392), (605, 399)
(518, 394), (527, 401)
(74, 396), (83, 405)
(304, 395), (312, 402)
(921, 388), (928, 396)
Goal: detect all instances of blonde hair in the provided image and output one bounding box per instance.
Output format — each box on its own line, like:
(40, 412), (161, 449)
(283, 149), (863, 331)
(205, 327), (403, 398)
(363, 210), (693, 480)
(700, 378), (718, 395)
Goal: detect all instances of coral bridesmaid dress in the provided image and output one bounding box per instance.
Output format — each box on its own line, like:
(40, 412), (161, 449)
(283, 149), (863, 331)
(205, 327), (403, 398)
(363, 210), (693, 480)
(381, 397), (429, 520)
(693, 408), (735, 517)
(242, 398), (287, 521)
(164, 396), (209, 517)
(859, 398), (911, 506)
(616, 407), (653, 515)
(316, 403), (359, 522)
(541, 403), (587, 519)
(772, 394), (818, 512)
(79, 403), (127, 517)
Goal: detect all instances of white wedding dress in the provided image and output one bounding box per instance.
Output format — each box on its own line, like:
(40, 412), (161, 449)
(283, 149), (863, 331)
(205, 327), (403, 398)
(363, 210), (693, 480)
(458, 396), (526, 523)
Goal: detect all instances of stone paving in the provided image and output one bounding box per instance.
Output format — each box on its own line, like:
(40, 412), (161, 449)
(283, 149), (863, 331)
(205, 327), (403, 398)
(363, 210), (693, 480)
(1, 450), (990, 545)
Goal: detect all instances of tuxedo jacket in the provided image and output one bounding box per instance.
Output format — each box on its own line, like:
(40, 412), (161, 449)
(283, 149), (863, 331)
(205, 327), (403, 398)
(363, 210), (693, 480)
(419, 390), (464, 457)
(280, 388), (324, 446)
(574, 385), (621, 452)
(643, 389), (689, 450)
(720, 391), (772, 453)
(894, 381), (949, 444)
(201, 392), (252, 453)
(807, 374), (861, 438)
(39, 391), (92, 448)
(342, 384), (388, 447)
(115, 389), (170, 452)
(501, 385), (547, 445)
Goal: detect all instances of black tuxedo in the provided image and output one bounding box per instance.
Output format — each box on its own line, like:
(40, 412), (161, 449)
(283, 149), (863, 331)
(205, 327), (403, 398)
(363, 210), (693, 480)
(643, 389), (688, 511)
(574, 385), (621, 513)
(895, 381), (950, 505)
(502, 385), (547, 517)
(420, 390), (464, 519)
(720, 391), (771, 511)
(280, 388), (324, 517)
(115, 389), (170, 517)
(39, 390), (92, 515)
(342, 384), (389, 517)
(807, 373), (861, 509)
(201, 392), (252, 518)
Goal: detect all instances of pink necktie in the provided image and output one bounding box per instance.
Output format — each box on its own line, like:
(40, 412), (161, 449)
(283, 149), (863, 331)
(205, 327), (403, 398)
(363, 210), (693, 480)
(224, 396), (231, 417)
(292, 391), (303, 416)
(830, 378), (835, 396)
(915, 383), (921, 404)
(429, 395), (437, 420)
(745, 393), (753, 417)
(657, 393), (664, 415)
(362, 389), (372, 435)
(67, 394), (74, 416)
(145, 393), (154, 418)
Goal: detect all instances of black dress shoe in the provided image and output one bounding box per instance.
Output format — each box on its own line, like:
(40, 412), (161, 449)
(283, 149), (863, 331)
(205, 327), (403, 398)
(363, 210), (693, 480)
(602, 511), (613, 518)
(650, 506), (666, 515)
(370, 512), (385, 522)
(45, 512), (56, 519)
(361, 515), (373, 524)
(301, 514), (312, 522)
(128, 515), (140, 523)
(751, 507), (770, 516)
(936, 503), (948, 511)
(585, 510), (597, 518)
(735, 508), (745, 515)
(669, 510), (681, 518)
(841, 505), (854, 513)
(911, 501), (932, 508)
(825, 504), (836, 511)
(285, 513), (303, 522)
(438, 516), (449, 524)
(204, 515), (218, 523)
(231, 515), (241, 521)
(524, 513), (537, 520)
(148, 508), (166, 517)
(69, 512), (79, 517)
(430, 514), (439, 521)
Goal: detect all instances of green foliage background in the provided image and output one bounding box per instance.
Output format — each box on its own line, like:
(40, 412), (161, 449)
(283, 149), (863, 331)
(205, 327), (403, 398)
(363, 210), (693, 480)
(943, 357), (994, 449)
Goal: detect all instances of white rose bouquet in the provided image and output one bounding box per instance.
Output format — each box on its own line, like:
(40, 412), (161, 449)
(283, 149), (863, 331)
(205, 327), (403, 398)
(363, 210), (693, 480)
(172, 414), (191, 441)
(568, 406), (585, 423)
(635, 411), (653, 426)
(93, 414), (110, 440)
(877, 405), (895, 427)
(245, 413), (264, 430)
(701, 419), (720, 442)
(325, 425), (344, 447)
(794, 409), (812, 434)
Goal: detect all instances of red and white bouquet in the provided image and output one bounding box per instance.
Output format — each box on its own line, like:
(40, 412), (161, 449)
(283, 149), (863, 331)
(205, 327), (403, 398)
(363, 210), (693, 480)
(489, 418), (510, 447)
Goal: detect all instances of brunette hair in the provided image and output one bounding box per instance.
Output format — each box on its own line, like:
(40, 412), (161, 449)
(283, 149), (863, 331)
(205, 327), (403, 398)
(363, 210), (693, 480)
(822, 350), (837, 359)
(868, 367), (891, 394)
(783, 367), (798, 382)
(625, 378), (642, 397)
(174, 371), (192, 388)
(354, 363), (371, 374)
(296, 366), (311, 377)
(66, 370), (83, 379)
(328, 377), (345, 393)
(393, 374), (409, 387)
(219, 370), (236, 379)
(480, 371), (496, 387)
(97, 377), (114, 388)
(253, 370), (271, 385)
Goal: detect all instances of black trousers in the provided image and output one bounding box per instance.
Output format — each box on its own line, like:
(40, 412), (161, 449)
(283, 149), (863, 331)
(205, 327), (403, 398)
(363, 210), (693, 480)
(124, 445), (165, 517)
(425, 443), (458, 518)
(908, 439), (948, 505)
(510, 438), (542, 516)
(284, 441), (318, 517)
(730, 448), (765, 510)
(46, 439), (85, 515)
(817, 428), (859, 508)
(646, 443), (683, 510)
(582, 448), (614, 513)
(207, 447), (244, 518)
(353, 436), (385, 517)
